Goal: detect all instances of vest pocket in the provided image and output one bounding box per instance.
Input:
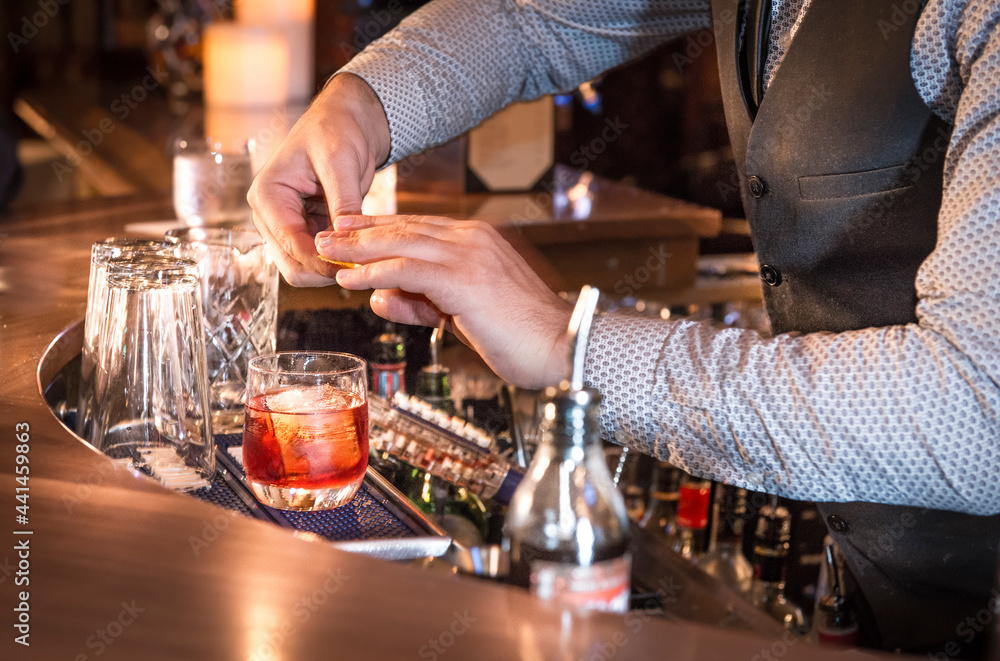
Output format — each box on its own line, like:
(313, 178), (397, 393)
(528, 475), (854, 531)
(798, 164), (910, 200)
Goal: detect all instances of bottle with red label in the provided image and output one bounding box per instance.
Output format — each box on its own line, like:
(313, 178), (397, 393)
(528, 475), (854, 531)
(370, 325), (406, 399)
(673, 473), (712, 560)
(504, 386), (631, 612)
(503, 286), (631, 613)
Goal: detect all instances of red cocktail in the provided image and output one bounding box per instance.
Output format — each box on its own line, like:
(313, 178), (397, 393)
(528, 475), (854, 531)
(243, 353), (368, 510)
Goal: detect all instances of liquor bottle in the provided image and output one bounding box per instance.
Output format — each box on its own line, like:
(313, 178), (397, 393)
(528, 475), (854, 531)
(504, 285), (630, 613)
(698, 484), (753, 596)
(618, 449), (652, 523)
(750, 504), (808, 633)
(639, 461), (682, 542)
(815, 539), (858, 646)
(415, 322), (455, 414)
(672, 473), (712, 560)
(504, 386), (631, 613)
(396, 466), (490, 543)
(370, 325), (406, 399)
(415, 365), (454, 414)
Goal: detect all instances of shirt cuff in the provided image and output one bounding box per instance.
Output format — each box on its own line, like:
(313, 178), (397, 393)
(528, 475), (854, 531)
(338, 51), (431, 166)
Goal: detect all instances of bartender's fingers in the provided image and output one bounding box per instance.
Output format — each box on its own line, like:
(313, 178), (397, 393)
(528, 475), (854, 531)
(316, 226), (457, 269)
(333, 214), (462, 232)
(370, 289), (471, 347)
(249, 180), (339, 287)
(313, 148), (373, 220)
(248, 74), (388, 286)
(369, 288), (447, 328)
(337, 258), (466, 311)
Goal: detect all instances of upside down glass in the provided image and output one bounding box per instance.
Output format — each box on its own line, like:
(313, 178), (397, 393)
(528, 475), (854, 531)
(78, 238), (180, 443)
(243, 352), (369, 510)
(91, 257), (215, 485)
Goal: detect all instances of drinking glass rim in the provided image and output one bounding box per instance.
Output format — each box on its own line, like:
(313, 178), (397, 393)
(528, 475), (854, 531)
(249, 351), (367, 376)
(92, 238), (177, 263)
(106, 257), (200, 290)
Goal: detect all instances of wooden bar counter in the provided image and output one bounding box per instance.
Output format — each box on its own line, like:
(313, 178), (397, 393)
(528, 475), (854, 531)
(0, 192), (885, 660)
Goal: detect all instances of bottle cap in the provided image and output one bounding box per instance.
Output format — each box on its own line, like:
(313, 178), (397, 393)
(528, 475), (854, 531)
(415, 365), (452, 413)
(372, 331), (405, 364)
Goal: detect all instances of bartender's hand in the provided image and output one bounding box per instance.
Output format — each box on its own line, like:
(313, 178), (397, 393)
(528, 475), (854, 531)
(247, 73), (390, 286)
(316, 215), (574, 388)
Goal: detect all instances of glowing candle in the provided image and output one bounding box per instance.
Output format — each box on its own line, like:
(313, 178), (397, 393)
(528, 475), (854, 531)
(203, 22), (290, 108)
(235, 0), (316, 101)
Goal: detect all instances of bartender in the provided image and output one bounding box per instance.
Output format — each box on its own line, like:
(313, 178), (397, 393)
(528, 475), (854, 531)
(249, 0), (1000, 656)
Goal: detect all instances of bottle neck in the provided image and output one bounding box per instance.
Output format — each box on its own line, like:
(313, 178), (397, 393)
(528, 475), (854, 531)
(537, 390), (604, 455)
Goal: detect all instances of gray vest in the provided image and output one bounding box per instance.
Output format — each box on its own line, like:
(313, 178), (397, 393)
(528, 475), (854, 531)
(712, 0), (1000, 654)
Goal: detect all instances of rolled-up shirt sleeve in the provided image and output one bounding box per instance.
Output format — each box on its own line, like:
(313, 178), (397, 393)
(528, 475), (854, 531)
(339, 0), (711, 164)
(585, 0), (1000, 515)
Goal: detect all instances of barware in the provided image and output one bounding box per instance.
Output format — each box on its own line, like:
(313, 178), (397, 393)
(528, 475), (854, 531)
(77, 238), (179, 442)
(172, 136), (253, 226)
(168, 227), (279, 433)
(91, 256), (215, 488)
(243, 352), (368, 510)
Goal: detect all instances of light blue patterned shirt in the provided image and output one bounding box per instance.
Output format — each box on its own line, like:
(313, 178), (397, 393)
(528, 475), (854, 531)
(342, 0), (1000, 515)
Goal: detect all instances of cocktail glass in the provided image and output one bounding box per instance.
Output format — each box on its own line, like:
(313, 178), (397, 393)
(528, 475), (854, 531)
(243, 352), (369, 510)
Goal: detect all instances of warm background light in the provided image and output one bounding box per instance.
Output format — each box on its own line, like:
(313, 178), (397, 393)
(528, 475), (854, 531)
(235, 0), (316, 102)
(203, 22), (291, 108)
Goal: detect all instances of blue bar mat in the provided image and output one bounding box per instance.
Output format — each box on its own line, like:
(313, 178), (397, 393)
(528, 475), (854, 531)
(189, 434), (419, 542)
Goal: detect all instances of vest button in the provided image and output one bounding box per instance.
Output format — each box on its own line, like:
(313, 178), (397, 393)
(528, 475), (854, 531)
(827, 514), (850, 534)
(760, 264), (782, 286)
(748, 175), (766, 198)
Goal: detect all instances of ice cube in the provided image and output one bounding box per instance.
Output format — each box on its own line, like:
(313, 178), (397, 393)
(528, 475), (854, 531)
(264, 385), (363, 479)
(267, 384), (345, 414)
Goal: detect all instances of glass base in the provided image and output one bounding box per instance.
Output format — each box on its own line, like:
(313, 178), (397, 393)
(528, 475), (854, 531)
(247, 478), (362, 511)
